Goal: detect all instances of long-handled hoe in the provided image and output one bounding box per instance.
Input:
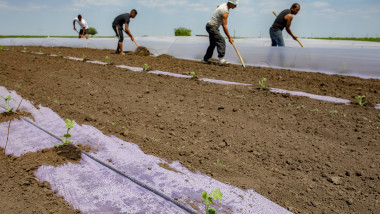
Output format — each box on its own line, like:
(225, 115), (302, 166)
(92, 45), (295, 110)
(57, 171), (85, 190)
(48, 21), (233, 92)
(272, 11), (304, 48)
(231, 42), (246, 68)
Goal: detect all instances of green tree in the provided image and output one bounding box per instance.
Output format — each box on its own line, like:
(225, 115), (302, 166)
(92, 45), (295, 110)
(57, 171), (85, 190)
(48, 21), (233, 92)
(174, 27), (191, 36)
(88, 27), (98, 37)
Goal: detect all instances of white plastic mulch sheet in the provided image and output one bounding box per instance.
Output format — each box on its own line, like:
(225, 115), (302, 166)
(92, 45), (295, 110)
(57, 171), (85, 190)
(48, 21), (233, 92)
(0, 86), (291, 214)
(1, 37), (380, 79)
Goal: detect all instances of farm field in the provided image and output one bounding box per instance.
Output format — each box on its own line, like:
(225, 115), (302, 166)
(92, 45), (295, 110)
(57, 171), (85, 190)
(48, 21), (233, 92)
(0, 46), (379, 213)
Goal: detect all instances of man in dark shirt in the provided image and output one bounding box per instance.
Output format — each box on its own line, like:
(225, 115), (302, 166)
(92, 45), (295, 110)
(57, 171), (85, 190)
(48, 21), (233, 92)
(112, 9), (138, 55)
(269, 3), (300, 47)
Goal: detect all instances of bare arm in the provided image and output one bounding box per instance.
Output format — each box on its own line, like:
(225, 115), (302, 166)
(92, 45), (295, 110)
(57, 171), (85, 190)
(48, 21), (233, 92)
(285, 14), (297, 40)
(222, 12), (234, 44)
(73, 20), (76, 30)
(124, 23), (134, 41)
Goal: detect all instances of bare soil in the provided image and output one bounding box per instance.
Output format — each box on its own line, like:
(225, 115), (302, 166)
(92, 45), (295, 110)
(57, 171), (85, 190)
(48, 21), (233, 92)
(0, 145), (81, 214)
(0, 47), (379, 213)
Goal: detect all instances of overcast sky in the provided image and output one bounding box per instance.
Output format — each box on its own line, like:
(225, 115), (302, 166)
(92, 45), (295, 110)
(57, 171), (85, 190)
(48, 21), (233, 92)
(0, 0), (379, 38)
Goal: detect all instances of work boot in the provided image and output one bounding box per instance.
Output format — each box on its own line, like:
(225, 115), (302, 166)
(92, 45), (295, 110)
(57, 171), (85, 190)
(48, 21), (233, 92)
(218, 58), (230, 66)
(202, 59), (212, 65)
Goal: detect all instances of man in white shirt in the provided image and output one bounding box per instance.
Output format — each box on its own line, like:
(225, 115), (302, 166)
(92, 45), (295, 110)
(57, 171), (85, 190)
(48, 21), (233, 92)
(203, 0), (238, 66)
(73, 15), (89, 39)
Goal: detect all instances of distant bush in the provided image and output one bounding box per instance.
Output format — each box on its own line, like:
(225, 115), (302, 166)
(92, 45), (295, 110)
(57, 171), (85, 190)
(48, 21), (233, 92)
(174, 27), (191, 36)
(88, 27), (98, 37)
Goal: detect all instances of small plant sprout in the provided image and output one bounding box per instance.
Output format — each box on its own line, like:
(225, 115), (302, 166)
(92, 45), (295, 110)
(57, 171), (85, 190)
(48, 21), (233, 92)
(82, 54), (87, 62)
(296, 105), (305, 109)
(59, 119), (75, 145)
(105, 56), (110, 65)
(59, 51), (63, 57)
(0, 46), (3, 51)
(0, 95), (13, 113)
(190, 71), (197, 79)
(355, 95), (367, 107)
(39, 48), (43, 53)
(23, 47), (27, 51)
(329, 110), (338, 114)
(259, 77), (267, 90)
(142, 63), (150, 72)
(202, 189), (223, 214)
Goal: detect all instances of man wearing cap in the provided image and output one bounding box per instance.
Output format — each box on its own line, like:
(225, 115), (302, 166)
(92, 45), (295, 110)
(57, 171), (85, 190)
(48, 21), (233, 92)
(270, 3), (300, 47)
(112, 9), (138, 55)
(73, 15), (89, 39)
(202, 0), (238, 66)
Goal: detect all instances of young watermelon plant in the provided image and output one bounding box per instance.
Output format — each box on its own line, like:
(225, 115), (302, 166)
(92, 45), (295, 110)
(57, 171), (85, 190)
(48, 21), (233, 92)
(0, 95), (13, 113)
(82, 54), (87, 62)
(202, 189), (223, 214)
(355, 95), (367, 107)
(105, 56), (110, 65)
(259, 77), (267, 90)
(142, 63), (150, 72)
(56, 119), (75, 146)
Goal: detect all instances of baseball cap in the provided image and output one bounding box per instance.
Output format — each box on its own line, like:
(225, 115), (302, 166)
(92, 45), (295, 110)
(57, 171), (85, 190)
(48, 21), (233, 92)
(228, 0), (239, 5)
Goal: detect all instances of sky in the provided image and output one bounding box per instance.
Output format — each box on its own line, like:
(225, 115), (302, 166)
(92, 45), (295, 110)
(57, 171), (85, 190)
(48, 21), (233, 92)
(0, 0), (379, 38)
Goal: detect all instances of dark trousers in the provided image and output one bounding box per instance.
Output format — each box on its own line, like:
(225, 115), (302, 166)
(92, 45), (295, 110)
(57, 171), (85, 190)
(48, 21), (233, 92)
(203, 23), (226, 61)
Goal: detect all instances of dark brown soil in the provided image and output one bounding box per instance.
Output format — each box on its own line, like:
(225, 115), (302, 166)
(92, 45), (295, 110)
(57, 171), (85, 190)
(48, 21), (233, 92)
(0, 110), (34, 123)
(134, 46), (151, 56)
(0, 147), (81, 214)
(54, 144), (82, 161)
(0, 47), (379, 213)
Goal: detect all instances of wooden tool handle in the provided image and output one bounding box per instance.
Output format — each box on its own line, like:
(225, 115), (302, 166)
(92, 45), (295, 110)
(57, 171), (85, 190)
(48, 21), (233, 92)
(133, 40), (139, 47)
(232, 43), (246, 68)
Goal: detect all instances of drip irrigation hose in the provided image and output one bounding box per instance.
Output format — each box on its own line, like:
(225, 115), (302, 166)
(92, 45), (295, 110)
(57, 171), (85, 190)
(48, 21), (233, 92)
(12, 116), (197, 214)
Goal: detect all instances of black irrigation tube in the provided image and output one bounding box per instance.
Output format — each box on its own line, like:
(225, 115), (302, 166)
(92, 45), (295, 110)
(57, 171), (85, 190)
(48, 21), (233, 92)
(3, 114), (197, 214)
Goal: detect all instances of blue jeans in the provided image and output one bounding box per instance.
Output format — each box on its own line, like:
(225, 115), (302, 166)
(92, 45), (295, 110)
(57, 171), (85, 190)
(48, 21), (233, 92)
(269, 28), (284, 47)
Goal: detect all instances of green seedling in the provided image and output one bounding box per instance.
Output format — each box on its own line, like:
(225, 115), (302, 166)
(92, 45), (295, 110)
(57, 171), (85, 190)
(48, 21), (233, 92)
(23, 47), (27, 51)
(312, 108), (319, 112)
(296, 105), (305, 109)
(58, 119), (75, 146)
(0, 95), (13, 113)
(142, 63), (150, 72)
(0, 46), (3, 52)
(39, 48), (43, 53)
(259, 77), (267, 90)
(190, 71), (197, 79)
(216, 159), (222, 165)
(105, 56), (110, 65)
(59, 51), (63, 57)
(355, 95), (367, 107)
(202, 189), (223, 214)
(329, 110), (338, 114)
(82, 54), (87, 62)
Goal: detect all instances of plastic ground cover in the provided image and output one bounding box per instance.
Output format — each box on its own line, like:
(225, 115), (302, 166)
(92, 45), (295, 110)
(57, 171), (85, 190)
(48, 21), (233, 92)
(0, 86), (291, 214)
(1, 37), (380, 79)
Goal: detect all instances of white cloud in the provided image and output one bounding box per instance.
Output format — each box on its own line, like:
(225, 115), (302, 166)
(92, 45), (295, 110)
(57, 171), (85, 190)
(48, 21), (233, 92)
(311, 2), (330, 8)
(0, 1), (47, 11)
(322, 8), (335, 13)
(138, 0), (210, 13)
(258, 0), (288, 14)
(73, 0), (123, 6)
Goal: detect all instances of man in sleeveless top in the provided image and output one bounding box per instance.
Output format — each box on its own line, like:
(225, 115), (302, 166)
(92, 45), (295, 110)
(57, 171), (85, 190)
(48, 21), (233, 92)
(112, 9), (138, 55)
(270, 3), (300, 47)
(202, 0), (238, 66)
